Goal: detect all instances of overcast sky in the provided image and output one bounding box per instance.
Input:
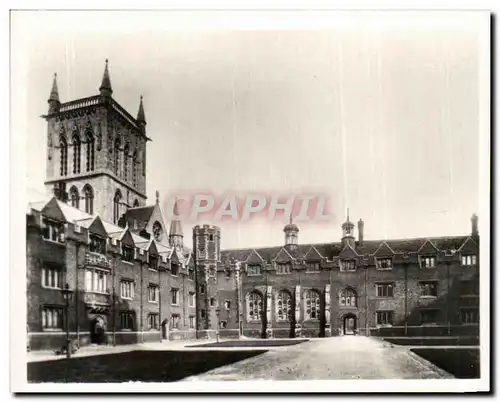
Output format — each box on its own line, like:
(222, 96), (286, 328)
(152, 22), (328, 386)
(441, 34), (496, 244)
(13, 11), (487, 250)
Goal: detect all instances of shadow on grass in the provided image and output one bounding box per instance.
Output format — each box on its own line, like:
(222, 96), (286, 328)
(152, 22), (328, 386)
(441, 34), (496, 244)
(411, 348), (480, 379)
(384, 337), (479, 346)
(189, 339), (309, 348)
(28, 350), (267, 383)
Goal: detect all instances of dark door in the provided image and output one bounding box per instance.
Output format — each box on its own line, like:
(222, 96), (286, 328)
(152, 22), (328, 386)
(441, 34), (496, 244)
(344, 316), (356, 335)
(90, 317), (106, 344)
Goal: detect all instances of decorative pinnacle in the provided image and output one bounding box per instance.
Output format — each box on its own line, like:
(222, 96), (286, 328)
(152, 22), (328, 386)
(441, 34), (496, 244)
(99, 58), (112, 95)
(155, 190), (160, 204)
(48, 72), (60, 103)
(137, 94), (146, 124)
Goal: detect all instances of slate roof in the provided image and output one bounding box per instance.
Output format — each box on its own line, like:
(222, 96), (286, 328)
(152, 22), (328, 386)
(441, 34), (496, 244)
(220, 236), (473, 264)
(119, 206), (155, 231)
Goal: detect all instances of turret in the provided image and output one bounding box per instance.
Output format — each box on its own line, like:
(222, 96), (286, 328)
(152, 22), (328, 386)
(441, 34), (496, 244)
(169, 198), (184, 251)
(193, 224), (221, 333)
(341, 209), (355, 249)
(284, 215), (299, 250)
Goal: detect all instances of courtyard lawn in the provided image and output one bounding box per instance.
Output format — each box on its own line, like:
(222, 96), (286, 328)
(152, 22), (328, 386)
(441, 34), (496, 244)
(411, 348), (480, 379)
(28, 350), (266, 383)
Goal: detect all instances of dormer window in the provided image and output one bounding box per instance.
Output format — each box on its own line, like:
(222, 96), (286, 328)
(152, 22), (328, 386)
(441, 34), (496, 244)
(89, 234), (106, 255)
(247, 264), (261, 276)
(148, 255), (158, 270)
(171, 262), (179, 276)
(340, 260), (356, 272)
(41, 217), (65, 243)
(121, 245), (134, 262)
(376, 258), (393, 270)
(306, 262), (320, 272)
(461, 255), (477, 266)
(420, 256), (436, 268)
(276, 262), (291, 275)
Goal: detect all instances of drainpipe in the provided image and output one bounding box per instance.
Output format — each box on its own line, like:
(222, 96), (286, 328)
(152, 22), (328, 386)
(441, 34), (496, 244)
(112, 254), (116, 346)
(158, 258), (162, 343)
(75, 243), (80, 347)
(140, 260), (143, 343)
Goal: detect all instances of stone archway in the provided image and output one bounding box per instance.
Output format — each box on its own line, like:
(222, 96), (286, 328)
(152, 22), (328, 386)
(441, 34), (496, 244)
(90, 316), (106, 344)
(342, 314), (357, 335)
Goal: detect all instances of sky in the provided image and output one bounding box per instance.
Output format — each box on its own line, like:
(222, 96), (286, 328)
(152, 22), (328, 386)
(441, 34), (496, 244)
(13, 11), (487, 250)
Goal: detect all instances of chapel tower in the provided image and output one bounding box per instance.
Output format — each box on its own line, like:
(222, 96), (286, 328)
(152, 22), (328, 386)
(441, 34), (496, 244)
(43, 60), (150, 223)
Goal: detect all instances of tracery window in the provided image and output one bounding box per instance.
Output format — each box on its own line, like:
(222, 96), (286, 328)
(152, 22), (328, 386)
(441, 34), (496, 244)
(69, 186), (79, 209)
(59, 136), (68, 176)
(304, 289), (320, 320)
(113, 190), (122, 224)
(114, 138), (120, 176)
(86, 131), (95, 171)
(83, 185), (94, 215)
(247, 291), (263, 322)
(123, 144), (129, 182)
(339, 288), (357, 307)
(276, 290), (293, 321)
(72, 133), (81, 174)
(132, 151), (137, 187)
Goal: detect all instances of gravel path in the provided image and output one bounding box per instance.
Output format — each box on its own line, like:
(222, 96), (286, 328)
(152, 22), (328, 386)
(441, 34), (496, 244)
(182, 336), (453, 381)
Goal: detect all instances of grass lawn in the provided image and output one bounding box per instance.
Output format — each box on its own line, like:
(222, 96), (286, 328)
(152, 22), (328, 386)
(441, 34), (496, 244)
(411, 348), (480, 379)
(28, 350), (267, 383)
(384, 337), (479, 346)
(189, 339), (309, 348)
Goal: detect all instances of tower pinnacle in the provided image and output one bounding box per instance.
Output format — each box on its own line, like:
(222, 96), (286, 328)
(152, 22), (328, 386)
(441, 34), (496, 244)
(137, 95), (146, 124)
(48, 73), (60, 114)
(99, 59), (113, 97)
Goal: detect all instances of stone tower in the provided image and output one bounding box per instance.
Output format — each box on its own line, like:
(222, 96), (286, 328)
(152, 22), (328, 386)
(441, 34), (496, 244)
(193, 224), (221, 334)
(43, 60), (150, 223)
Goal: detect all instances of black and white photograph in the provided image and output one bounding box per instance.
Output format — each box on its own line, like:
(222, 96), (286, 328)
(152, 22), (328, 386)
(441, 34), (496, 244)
(10, 8), (490, 393)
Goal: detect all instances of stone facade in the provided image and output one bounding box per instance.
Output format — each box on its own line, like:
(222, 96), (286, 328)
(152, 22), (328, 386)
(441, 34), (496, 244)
(26, 62), (480, 351)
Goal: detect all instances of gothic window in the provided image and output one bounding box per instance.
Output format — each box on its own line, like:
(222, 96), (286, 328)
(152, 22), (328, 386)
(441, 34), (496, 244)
(72, 133), (81, 174)
(59, 136), (68, 176)
(123, 144), (129, 182)
(276, 290), (293, 321)
(339, 288), (357, 307)
(132, 151), (137, 187)
(83, 185), (94, 215)
(304, 289), (320, 320)
(86, 131), (95, 172)
(113, 190), (122, 224)
(69, 186), (79, 209)
(114, 138), (120, 176)
(247, 291), (263, 322)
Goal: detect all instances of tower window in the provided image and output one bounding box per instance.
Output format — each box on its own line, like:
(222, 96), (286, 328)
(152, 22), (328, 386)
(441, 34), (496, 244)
(59, 136), (68, 176)
(83, 185), (94, 215)
(209, 234), (214, 241)
(132, 151), (138, 187)
(72, 133), (81, 174)
(69, 186), (79, 209)
(113, 190), (122, 224)
(114, 138), (120, 176)
(86, 131), (95, 171)
(123, 144), (129, 182)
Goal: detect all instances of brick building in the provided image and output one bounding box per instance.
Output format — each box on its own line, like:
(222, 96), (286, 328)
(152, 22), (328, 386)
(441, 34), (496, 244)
(26, 62), (479, 350)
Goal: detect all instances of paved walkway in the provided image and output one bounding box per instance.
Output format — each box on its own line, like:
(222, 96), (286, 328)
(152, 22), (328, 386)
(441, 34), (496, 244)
(181, 336), (454, 381)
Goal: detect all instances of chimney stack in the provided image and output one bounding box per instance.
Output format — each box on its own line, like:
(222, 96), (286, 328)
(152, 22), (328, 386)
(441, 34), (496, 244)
(471, 214), (479, 237)
(358, 219), (364, 245)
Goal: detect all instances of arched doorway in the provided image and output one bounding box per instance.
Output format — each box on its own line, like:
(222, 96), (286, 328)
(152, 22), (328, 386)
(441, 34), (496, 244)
(343, 314), (357, 335)
(161, 319), (169, 340)
(90, 316), (106, 344)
